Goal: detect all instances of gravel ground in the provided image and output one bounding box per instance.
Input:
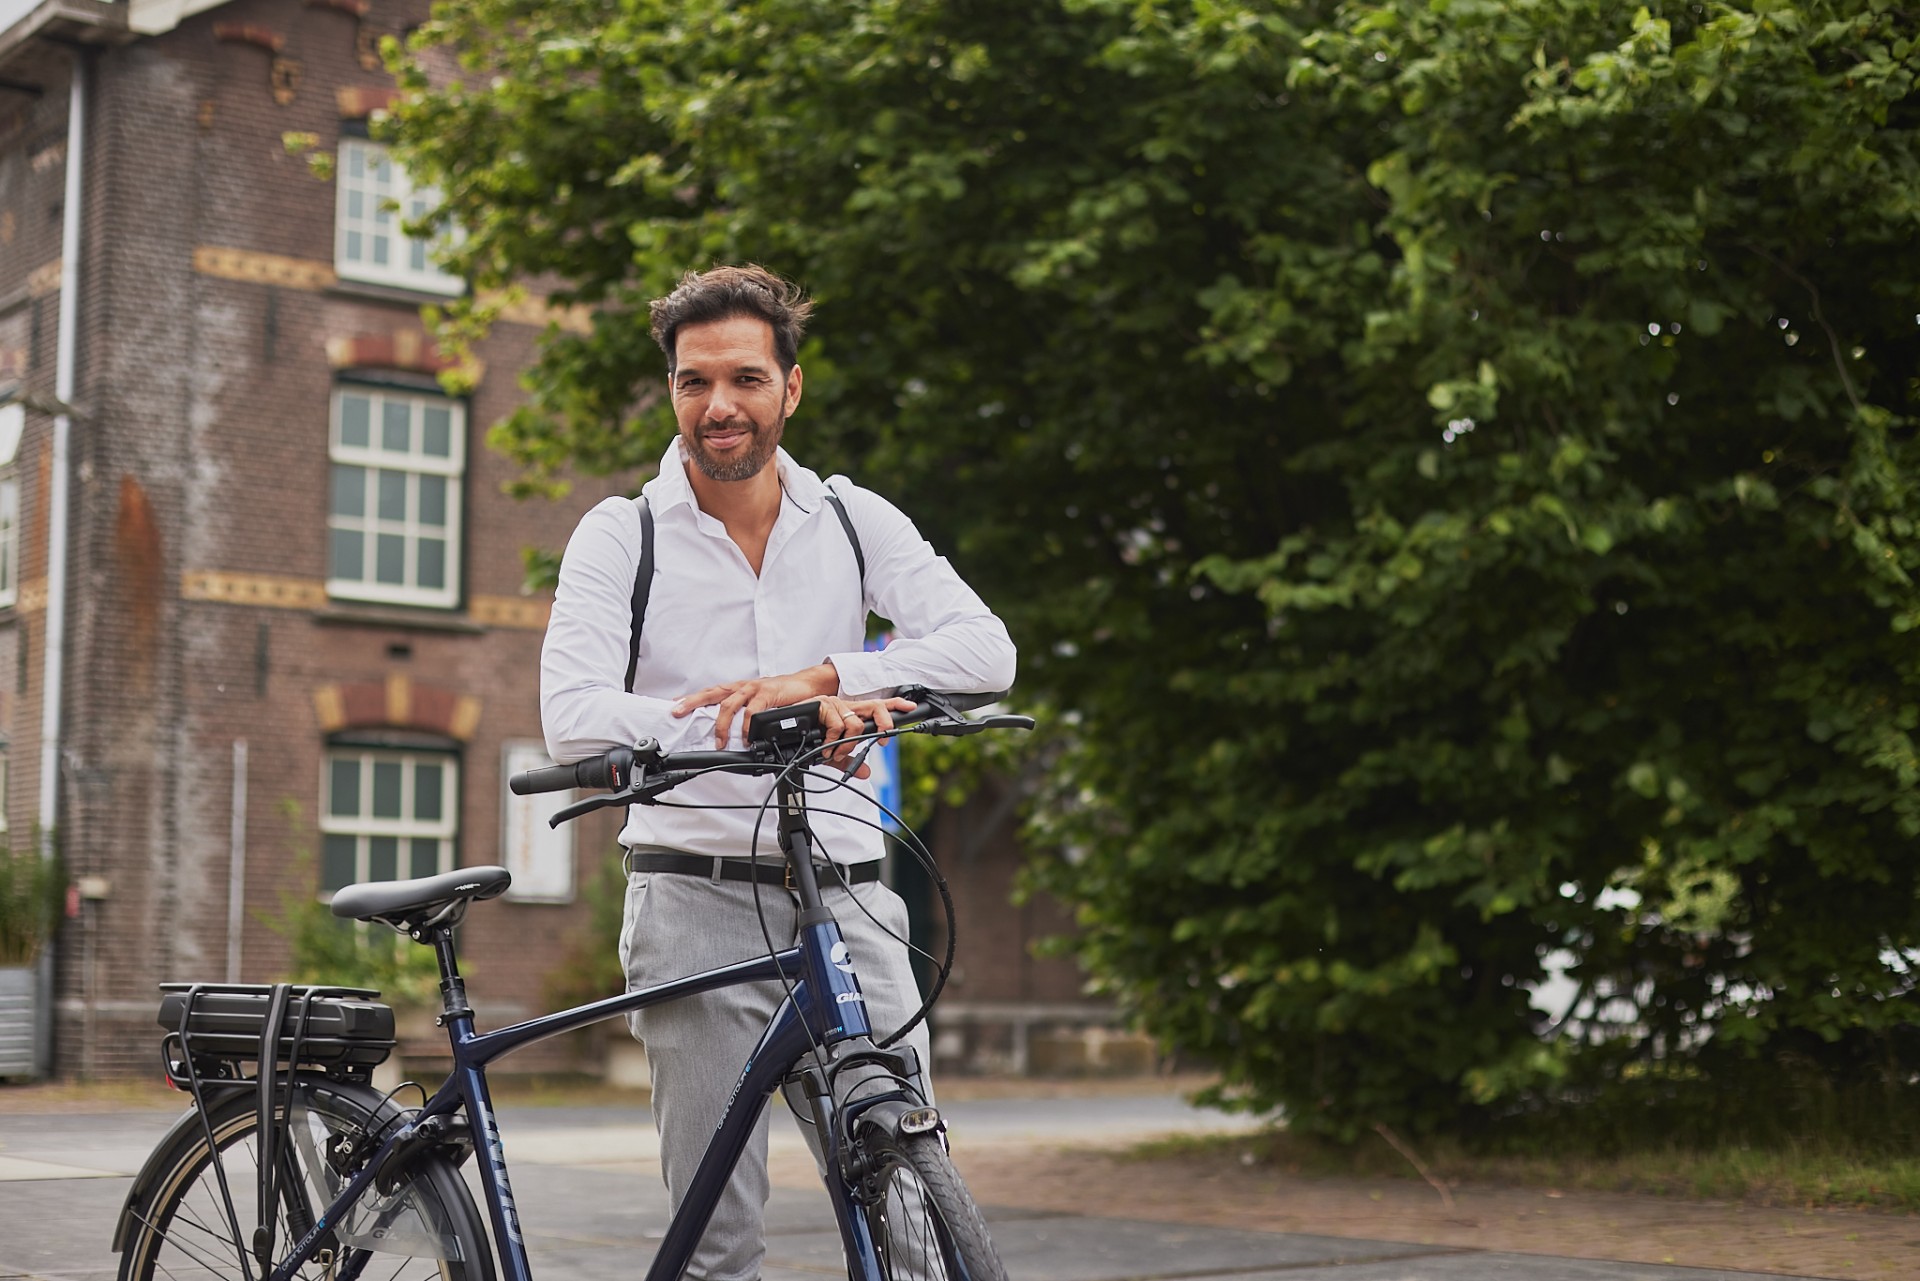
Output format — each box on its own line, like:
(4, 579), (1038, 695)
(887, 1139), (1920, 1281)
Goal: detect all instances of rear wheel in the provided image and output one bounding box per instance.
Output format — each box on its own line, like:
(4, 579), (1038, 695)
(118, 1080), (492, 1281)
(855, 1129), (1006, 1281)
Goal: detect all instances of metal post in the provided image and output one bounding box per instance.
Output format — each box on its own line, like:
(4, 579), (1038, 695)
(227, 740), (248, 982)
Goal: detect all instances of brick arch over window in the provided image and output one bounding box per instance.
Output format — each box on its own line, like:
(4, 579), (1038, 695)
(325, 332), (481, 381)
(313, 675), (482, 740)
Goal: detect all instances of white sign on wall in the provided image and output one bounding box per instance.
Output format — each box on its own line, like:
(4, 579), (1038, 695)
(501, 741), (575, 903)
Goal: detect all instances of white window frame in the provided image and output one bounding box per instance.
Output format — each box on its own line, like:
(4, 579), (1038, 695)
(334, 138), (464, 296)
(327, 385), (465, 609)
(319, 748), (459, 894)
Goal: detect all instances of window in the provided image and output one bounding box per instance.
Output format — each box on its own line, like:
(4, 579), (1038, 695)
(334, 139), (462, 295)
(328, 385), (464, 608)
(320, 748), (458, 894)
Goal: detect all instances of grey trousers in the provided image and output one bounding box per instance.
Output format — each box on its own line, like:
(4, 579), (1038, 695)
(619, 868), (934, 1281)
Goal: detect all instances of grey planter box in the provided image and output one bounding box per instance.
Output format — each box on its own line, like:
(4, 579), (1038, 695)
(0, 963), (40, 1077)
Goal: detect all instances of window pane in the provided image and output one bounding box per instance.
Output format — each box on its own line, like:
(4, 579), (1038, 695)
(322, 834), (358, 891)
(382, 401), (410, 453)
(418, 475), (446, 526)
(372, 235), (389, 266)
(329, 758), (360, 817)
(347, 190), (363, 220)
(410, 240), (427, 273)
(372, 761), (402, 818)
(410, 839), (440, 879)
(378, 470), (408, 522)
(422, 408), (451, 458)
(331, 465), (365, 518)
(345, 230), (363, 264)
(376, 534), (406, 584)
(330, 529), (364, 581)
(339, 395), (371, 448)
(415, 764), (442, 821)
(368, 836), (398, 882)
(417, 539), (445, 590)
(346, 143), (365, 179)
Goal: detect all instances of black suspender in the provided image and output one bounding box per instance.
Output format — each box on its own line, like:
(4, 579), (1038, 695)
(624, 496), (656, 694)
(624, 485), (865, 694)
(823, 490), (864, 583)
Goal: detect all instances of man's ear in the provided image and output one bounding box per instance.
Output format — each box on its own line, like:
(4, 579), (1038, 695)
(784, 363), (804, 417)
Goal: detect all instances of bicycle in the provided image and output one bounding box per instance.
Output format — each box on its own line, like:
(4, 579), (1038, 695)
(111, 686), (1033, 1281)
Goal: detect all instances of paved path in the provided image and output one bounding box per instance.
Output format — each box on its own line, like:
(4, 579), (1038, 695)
(0, 1092), (1851, 1281)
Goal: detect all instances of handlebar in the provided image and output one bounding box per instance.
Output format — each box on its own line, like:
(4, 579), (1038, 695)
(508, 686), (1034, 827)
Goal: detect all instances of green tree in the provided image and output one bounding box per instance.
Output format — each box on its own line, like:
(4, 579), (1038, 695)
(388, 1), (1920, 1140)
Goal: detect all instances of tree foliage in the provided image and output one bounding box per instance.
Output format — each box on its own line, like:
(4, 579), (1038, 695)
(389, 1), (1920, 1139)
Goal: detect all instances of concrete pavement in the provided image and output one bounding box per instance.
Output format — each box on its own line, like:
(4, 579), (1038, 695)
(0, 1093), (1838, 1281)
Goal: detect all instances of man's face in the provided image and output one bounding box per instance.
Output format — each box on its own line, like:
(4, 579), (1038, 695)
(668, 315), (803, 484)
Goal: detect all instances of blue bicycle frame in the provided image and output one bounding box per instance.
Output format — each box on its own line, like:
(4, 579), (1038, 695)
(269, 875), (902, 1281)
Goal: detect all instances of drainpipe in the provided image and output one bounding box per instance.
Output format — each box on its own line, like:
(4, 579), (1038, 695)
(35, 51), (85, 1077)
(41, 53), (83, 852)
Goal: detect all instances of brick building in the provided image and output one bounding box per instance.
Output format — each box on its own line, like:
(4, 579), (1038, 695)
(0, 0), (1098, 1082)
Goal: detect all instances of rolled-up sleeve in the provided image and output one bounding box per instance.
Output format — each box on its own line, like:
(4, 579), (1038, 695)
(540, 497), (717, 763)
(823, 486), (1017, 699)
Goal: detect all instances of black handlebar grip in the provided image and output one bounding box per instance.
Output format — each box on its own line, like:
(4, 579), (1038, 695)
(511, 743), (652, 795)
(510, 762), (585, 795)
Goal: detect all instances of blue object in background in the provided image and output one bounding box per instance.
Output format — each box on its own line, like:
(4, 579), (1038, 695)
(864, 633), (902, 828)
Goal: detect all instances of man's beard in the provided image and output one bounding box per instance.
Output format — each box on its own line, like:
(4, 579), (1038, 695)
(684, 415), (783, 483)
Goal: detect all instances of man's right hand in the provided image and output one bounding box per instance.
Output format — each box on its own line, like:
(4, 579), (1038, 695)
(671, 664), (841, 750)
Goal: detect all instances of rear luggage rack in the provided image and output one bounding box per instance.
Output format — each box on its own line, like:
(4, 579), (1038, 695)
(157, 982), (396, 1088)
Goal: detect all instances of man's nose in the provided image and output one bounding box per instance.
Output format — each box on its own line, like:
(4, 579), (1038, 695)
(704, 385), (742, 421)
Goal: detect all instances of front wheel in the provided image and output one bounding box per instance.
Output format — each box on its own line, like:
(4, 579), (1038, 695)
(854, 1130), (1007, 1281)
(117, 1079), (493, 1281)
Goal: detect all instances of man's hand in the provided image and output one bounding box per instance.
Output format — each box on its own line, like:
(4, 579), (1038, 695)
(812, 695), (916, 774)
(673, 664), (839, 746)
(673, 665), (913, 772)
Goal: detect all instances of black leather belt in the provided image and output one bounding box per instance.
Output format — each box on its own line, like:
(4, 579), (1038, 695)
(622, 849), (883, 889)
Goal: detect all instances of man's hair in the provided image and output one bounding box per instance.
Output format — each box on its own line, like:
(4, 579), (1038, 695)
(648, 264), (814, 374)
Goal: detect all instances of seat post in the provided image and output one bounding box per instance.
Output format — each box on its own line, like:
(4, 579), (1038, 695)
(428, 927), (473, 1027)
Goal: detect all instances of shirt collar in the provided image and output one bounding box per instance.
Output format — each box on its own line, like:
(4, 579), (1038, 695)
(647, 437), (830, 514)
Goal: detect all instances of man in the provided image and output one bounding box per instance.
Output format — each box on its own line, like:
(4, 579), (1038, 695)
(540, 264), (1016, 1281)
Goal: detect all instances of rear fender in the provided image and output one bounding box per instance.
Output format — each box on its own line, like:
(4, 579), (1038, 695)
(111, 1094), (249, 1253)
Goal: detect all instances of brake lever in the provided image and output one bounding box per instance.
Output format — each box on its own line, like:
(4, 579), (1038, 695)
(548, 789), (633, 828)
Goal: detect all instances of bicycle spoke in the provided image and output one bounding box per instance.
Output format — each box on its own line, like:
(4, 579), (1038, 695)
(133, 1206), (245, 1279)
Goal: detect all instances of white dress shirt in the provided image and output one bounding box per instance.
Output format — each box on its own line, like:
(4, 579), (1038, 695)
(540, 438), (1017, 863)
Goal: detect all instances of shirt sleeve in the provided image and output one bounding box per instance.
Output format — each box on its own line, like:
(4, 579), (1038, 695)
(822, 483), (1018, 699)
(540, 497), (718, 764)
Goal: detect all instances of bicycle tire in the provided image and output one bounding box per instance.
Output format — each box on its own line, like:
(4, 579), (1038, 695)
(117, 1079), (493, 1281)
(854, 1129), (1007, 1281)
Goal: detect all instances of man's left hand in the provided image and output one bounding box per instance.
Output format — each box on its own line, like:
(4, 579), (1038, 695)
(673, 665), (913, 773)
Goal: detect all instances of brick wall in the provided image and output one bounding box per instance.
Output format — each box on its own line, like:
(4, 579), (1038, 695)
(0, 0), (1086, 1081)
(0, 1), (625, 1078)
